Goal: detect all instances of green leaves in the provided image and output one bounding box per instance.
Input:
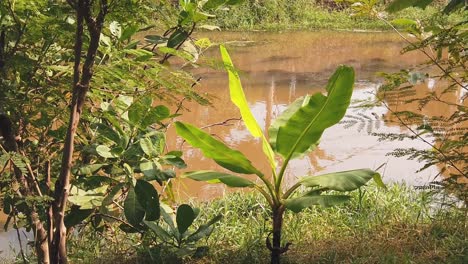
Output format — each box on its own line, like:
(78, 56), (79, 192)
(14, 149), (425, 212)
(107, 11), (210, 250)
(300, 169), (384, 191)
(127, 97), (170, 128)
(176, 204), (195, 235)
(135, 180), (160, 221)
(220, 45), (276, 169)
(124, 181), (160, 226)
(285, 169), (384, 213)
(269, 66), (354, 159)
(184, 170), (255, 187)
(167, 28), (189, 48)
(175, 121), (262, 175)
(124, 186), (145, 227)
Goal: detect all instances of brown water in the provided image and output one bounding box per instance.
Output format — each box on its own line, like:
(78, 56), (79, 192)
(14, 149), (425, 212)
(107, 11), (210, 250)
(165, 31), (460, 200)
(2, 31), (464, 256)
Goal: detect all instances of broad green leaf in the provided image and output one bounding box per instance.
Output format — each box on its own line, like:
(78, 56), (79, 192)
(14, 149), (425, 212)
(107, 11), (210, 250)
(285, 195), (351, 213)
(120, 25), (139, 41)
(167, 28), (188, 48)
(220, 45), (276, 169)
(144, 35), (167, 45)
(64, 207), (93, 228)
(77, 164), (106, 176)
(135, 180), (160, 221)
(175, 121), (262, 175)
(163, 155), (187, 169)
(124, 186), (145, 227)
(127, 97), (152, 126)
(187, 214), (222, 242)
(176, 204), (195, 235)
(184, 170), (255, 187)
(140, 162), (175, 185)
(271, 66), (354, 159)
(96, 145), (118, 158)
(68, 186), (107, 210)
(141, 105), (170, 128)
(386, 0), (433, 13)
(140, 137), (156, 157)
(300, 169), (380, 191)
(96, 123), (121, 145)
(269, 97), (305, 152)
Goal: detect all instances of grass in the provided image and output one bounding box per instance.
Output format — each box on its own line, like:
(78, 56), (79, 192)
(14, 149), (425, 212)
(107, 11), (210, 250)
(60, 184), (467, 264)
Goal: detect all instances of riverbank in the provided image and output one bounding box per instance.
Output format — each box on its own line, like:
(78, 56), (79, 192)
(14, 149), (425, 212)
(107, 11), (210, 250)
(210, 1), (460, 31)
(59, 184), (467, 264)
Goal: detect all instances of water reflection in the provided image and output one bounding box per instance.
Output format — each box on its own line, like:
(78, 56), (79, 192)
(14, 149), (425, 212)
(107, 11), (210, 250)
(164, 31), (448, 200)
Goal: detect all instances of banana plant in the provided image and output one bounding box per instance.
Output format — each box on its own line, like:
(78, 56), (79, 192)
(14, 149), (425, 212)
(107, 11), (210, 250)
(175, 45), (385, 264)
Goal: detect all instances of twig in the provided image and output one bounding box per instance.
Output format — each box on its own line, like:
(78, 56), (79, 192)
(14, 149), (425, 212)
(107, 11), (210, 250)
(92, 213), (143, 234)
(201, 117), (242, 129)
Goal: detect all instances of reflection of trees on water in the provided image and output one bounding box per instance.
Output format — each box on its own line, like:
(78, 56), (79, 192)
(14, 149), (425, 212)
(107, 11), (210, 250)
(381, 78), (467, 184)
(166, 32), (438, 198)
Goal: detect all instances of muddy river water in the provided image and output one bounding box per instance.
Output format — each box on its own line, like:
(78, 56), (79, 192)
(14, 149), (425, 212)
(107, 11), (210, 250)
(2, 31), (464, 257)
(165, 31), (457, 200)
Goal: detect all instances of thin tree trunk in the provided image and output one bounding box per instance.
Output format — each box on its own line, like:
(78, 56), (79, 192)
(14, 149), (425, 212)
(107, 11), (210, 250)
(270, 206), (285, 264)
(51, 1), (107, 263)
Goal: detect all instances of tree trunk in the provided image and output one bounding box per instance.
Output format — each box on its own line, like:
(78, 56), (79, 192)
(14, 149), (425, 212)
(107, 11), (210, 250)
(270, 206), (285, 264)
(50, 1), (107, 263)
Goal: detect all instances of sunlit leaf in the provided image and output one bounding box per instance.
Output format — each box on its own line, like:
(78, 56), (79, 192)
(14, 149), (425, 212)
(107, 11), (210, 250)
(300, 169), (381, 191)
(220, 45), (276, 169)
(175, 121), (262, 175)
(270, 66), (354, 159)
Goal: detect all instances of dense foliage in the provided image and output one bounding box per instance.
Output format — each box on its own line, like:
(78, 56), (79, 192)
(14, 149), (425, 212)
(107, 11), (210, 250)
(0, 0), (241, 263)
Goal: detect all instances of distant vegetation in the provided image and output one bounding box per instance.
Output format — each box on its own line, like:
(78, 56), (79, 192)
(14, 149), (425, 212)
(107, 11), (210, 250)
(212, 0), (461, 30)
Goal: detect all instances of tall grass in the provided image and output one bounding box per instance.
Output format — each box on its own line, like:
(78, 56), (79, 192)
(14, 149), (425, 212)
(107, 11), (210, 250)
(194, 184), (467, 264)
(38, 184), (467, 264)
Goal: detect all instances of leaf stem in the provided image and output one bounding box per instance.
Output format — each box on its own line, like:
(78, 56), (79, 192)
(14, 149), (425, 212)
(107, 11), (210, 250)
(283, 182), (302, 199)
(254, 185), (274, 207)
